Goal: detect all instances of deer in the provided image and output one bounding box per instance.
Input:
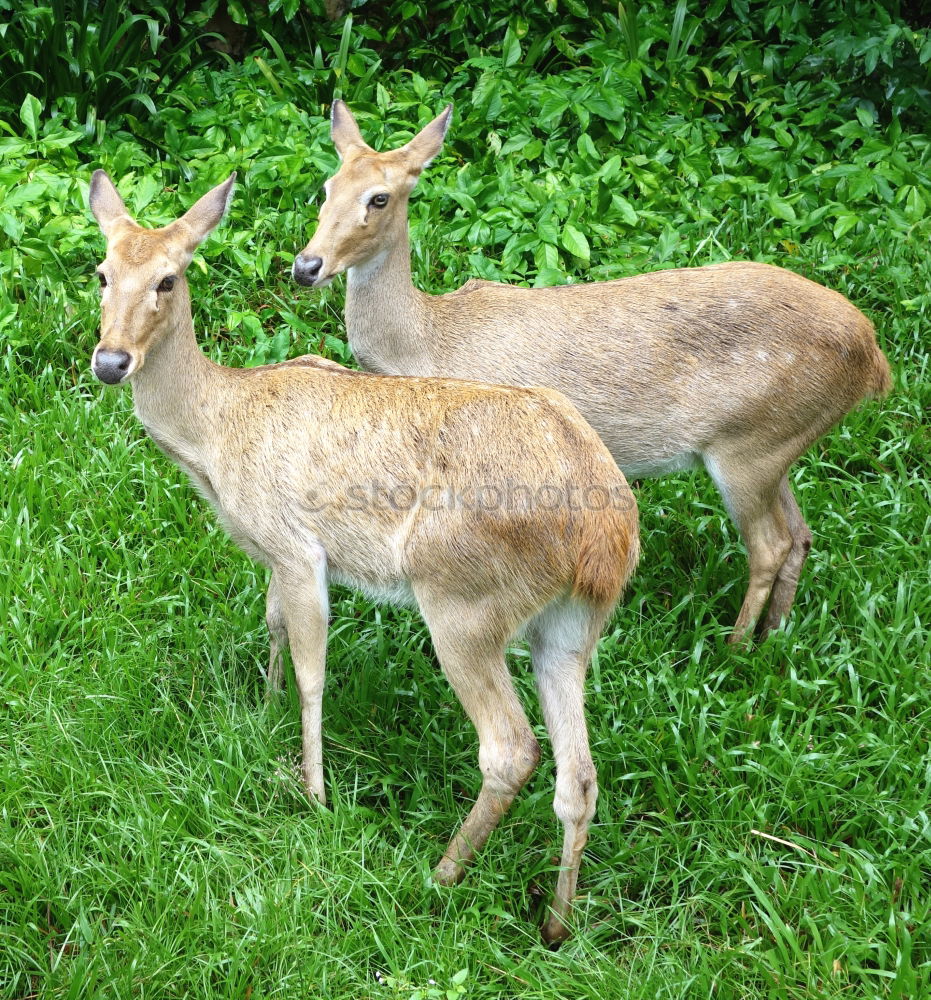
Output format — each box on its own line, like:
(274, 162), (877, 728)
(87, 169), (639, 945)
(293, 101), (892, 645)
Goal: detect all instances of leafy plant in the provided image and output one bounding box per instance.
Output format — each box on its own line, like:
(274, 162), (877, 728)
(0, 0), (220, 126)
(0, 8), (929, 995)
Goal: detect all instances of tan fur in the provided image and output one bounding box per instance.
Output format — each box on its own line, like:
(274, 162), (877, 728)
(295, 102), (892, 642)
(88, 170), (639, 944)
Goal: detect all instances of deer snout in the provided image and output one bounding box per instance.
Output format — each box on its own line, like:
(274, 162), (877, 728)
(93, 348), (133, 385)
(293, 253), (323, 286)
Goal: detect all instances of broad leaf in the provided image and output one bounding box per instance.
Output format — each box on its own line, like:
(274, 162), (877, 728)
(561, 223), (590, 260)
(19, 94), (41, 142)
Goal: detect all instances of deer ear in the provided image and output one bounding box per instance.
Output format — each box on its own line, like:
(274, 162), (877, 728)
(171, 173), (236, 256)
(400, 104), (453, 174)
(331, 100), (371, 159)
(89, 170), (134, 236)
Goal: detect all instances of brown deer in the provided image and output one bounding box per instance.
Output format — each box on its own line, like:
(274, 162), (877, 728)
(293, 101), (892, 643)
(88, 169), (639, 944)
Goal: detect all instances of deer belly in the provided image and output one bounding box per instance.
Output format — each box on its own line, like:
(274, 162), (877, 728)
(328, 567), (417, 608)
(619, 450), (702, 479)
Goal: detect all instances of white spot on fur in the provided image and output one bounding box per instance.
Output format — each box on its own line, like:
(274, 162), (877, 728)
(347, 248), (389, 284)
(311, 542), (330, 617)
(703, 454), (736, 523)
(529, 599), (593, 665)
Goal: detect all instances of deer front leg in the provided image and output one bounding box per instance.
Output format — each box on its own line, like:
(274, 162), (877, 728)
(265, 571), (288, 693)
(275, 547), (329, 804)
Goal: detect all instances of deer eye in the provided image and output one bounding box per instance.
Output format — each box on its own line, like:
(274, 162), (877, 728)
(369, 193), (389, 209)
(157, 275), (176, 293)
(97, 271), (107, 288)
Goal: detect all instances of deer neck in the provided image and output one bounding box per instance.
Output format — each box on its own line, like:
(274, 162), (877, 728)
(129, 288), (225, 456)
(344, 225), (432, 375)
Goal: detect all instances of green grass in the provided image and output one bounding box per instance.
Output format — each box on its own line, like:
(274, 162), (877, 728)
(1, 283), (927, 996)
(2, 6), (931, 996)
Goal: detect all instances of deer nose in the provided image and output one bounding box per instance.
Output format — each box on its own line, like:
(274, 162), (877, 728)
(93, 349), (132, 384)
(293, 254), (323, 286)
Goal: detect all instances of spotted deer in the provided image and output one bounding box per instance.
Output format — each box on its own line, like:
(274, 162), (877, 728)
(88, 169), (639, 944)
(293, 101), (892, 644)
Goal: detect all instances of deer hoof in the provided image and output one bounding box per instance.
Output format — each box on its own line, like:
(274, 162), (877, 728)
(433, 856), (467, 886)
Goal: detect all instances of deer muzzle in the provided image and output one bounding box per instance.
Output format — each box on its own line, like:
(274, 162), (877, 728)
(292, 253), (324, 287)
(92, 347), (134, 385)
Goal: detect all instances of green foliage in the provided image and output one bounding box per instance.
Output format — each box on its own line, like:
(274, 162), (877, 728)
(0, 0), (220, 126)
(311, 0), (931, 123)
(0, 1), (929, 997)
(730, 0), (931, 120)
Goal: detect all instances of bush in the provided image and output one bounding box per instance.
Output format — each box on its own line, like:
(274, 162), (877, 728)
(0, 5), (929, 997)
(0, 0), (219, 127)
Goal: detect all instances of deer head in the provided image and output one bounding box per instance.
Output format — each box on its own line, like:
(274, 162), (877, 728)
(88, 170), (236, 384)
(293, 101), (452, 288)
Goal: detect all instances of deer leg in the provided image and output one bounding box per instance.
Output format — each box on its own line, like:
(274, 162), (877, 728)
(265, 571), (289, 693)
(706, 456), (794, 644)
(415, 587), (540, 886)
(729, 499), (793, 644)
(276, 548), (329, 803)
(758, 476), (813, 637)
(528, 599), (605, 946)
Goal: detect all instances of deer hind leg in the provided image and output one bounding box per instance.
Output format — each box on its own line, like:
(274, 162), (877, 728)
(415, 586), (540, 887)
(758, 475), (813, 637)
(527, 597), (606, 946)
(706, 455), (794, 644)
(265, 571), (289, 692)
